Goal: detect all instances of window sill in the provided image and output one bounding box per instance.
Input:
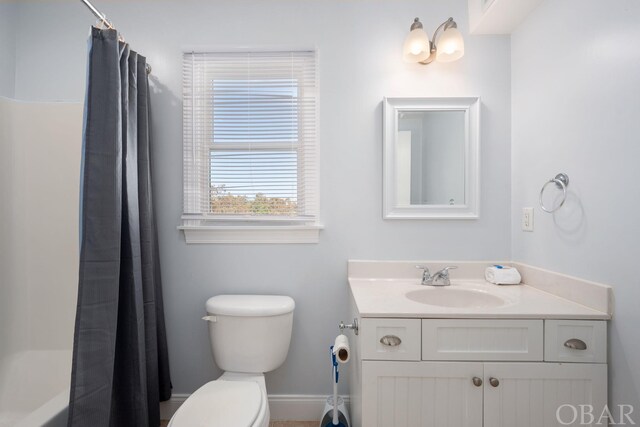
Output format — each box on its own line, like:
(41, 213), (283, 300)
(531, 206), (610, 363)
(177, 224), (323, 244)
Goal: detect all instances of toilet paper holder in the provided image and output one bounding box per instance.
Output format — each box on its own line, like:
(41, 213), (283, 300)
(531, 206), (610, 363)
(339, 318), (359, 335)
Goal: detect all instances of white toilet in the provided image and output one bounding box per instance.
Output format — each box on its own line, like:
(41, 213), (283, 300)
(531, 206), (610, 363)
(168, 294), (295, 427)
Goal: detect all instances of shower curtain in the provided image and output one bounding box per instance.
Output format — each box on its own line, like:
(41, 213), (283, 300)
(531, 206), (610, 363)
(68, 27), (171, 427)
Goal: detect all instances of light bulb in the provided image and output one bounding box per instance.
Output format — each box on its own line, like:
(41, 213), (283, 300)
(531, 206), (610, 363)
(436, 26), (464, 62)
(402, 28), (431, 63)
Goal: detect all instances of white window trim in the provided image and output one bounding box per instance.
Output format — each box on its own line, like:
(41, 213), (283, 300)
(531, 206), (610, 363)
(178, 224), (323, 244)
(179, 49), (321, 244)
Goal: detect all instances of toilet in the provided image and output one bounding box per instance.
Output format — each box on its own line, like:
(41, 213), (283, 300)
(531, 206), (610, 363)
(168, 294), (295, 427)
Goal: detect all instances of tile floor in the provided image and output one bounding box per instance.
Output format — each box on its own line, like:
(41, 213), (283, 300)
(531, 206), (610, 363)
(160, 421), (318, 427)
(269, 422), (318, 427)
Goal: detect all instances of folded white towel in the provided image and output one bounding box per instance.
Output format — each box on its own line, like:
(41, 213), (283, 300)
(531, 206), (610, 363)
(485, 265), (521, 285)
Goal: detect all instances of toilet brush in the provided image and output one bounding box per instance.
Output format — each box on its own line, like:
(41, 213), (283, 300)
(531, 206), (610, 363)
(322, 347), (347, 427)
(332, 365), (339, 426)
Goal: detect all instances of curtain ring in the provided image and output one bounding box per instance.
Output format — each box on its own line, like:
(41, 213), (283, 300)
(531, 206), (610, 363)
(539, 173), (569, 213)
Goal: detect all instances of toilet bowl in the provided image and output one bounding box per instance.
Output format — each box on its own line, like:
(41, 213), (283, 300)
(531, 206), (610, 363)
(168, 295), (295, 427)
(168, 373), (269, 427)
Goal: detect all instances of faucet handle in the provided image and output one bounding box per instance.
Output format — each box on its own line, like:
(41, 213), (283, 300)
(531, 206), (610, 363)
(415, 265), (431, 275)
(415, 265), (432, 284)
(438, 266), (458, 276)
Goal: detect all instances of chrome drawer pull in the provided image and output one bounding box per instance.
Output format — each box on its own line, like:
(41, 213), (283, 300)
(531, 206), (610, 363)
(380, 335), (402, 347)
(489, 377), (500, 387)
(472, 377), (483, 387)
(564, 338), (587, 350)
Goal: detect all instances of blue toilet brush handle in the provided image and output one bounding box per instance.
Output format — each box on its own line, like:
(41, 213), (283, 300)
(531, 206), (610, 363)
(326, 345), (347, 427)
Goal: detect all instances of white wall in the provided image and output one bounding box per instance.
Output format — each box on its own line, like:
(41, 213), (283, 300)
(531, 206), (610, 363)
(9, 0), (512, 395)
(511, 0), (640, 410)
(0, 97), (24, 362)
(0, 3), (17, 97)
(0, 98), (80, 419)
(18, 101), (82, 351)
(0, 97), (81, 360)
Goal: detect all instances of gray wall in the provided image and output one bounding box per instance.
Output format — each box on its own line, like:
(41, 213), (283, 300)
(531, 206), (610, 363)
(9, 0), (512, 395)
(511, 0), (640, 412)
(398, 111), (466, 205)
(0, 3), (16, 97)
(420, 112), (465, 205)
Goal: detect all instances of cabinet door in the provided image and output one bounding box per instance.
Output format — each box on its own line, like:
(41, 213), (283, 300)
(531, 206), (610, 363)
(484, 363), (607, 427)
(362, 361), (483, 427)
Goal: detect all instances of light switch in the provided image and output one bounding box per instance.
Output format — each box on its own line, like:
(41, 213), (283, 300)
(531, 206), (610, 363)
(522, 207), (534, 232)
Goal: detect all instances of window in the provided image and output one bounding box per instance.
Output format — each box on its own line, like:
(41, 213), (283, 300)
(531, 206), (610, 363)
(180, 51), (320, 243)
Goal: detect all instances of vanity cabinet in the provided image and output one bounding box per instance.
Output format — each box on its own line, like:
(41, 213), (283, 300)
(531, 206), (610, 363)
(483, 362), (607, 427)
(351, 317), (608, 427)
(362, 361), (483, 427)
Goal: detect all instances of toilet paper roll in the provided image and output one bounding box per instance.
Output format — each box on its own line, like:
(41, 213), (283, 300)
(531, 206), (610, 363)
(333, 334), (350, 364)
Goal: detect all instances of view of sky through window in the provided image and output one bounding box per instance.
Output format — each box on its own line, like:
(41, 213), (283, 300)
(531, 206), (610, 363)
(209, 78), (300, 215)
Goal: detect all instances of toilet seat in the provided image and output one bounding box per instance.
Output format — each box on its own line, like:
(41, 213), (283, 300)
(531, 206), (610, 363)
(169, 380), (263, 427)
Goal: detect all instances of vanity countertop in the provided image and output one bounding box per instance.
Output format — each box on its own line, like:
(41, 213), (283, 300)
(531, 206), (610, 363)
(350, 278), (610, 319)
(348, 261), (612, 320)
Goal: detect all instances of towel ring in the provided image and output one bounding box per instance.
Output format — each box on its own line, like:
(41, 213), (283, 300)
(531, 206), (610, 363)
(539, 173), (569, 213)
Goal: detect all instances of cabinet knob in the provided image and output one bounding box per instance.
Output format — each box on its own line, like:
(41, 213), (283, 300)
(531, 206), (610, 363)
(472, 377), (483, 387)
(564, 338), (587, 350)
(379, 335), (402, 347)
(489, 377), (500, 387)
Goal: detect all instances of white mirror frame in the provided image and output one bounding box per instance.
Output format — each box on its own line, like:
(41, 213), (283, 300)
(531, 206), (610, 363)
(383, 97), (480, 219)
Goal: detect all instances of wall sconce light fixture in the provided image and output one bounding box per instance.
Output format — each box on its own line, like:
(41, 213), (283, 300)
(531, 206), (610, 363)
(402, 17), (465, 64)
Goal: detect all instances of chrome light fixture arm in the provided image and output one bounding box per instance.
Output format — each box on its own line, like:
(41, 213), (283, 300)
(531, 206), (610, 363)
(431, 17), (456, 52)
(420, 17), (457, 65)
(405, 16), (462, 65)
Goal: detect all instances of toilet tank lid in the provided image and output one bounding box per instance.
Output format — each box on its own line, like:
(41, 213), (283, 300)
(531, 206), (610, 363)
(206, 295), (295, 317)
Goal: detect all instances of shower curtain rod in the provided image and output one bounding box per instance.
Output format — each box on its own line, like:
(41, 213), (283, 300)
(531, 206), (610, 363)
(81, 0), (113, 29)
(80, 0), (152, 74)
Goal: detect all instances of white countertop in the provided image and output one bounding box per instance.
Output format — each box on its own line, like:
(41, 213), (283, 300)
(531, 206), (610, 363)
(349, 265), (612, 320)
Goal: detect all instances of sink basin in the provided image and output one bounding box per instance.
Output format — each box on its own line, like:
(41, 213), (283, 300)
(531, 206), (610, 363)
(405, 287), (508, 308)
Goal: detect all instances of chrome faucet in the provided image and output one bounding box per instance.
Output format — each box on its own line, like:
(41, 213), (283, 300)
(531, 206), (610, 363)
(416, 265), (458, 286)
(416, 265), (432, 285)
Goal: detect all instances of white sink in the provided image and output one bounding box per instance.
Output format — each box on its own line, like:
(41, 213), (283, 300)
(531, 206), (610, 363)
(405, 286), (509, 308)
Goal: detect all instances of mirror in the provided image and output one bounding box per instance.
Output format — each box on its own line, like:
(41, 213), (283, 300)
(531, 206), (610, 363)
(383, 97), (480, 219)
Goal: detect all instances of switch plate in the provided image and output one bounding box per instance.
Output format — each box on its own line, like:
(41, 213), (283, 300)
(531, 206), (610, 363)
(522, 207), (534, 232)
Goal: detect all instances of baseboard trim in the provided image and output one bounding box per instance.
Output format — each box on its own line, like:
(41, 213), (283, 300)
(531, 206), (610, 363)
(269, 394), (342, 421)
(160, 393), (347, 421)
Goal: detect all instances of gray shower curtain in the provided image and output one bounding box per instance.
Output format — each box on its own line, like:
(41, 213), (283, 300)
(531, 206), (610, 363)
(68, 27), (171, 427)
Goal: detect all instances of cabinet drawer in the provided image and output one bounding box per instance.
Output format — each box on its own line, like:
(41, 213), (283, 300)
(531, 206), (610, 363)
(545, 320), (607, 363)
(360, 318), (421, 361)
(422, 319), (543, 361)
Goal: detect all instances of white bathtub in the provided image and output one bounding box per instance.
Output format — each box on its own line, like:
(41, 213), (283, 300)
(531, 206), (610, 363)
(0, 350), (71, 427)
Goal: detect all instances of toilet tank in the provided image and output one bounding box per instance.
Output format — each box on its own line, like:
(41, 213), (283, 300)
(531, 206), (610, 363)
(205, 295), (295, 373)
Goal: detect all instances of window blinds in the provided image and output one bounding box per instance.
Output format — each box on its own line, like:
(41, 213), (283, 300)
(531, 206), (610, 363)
(183, 51), (318, 223)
